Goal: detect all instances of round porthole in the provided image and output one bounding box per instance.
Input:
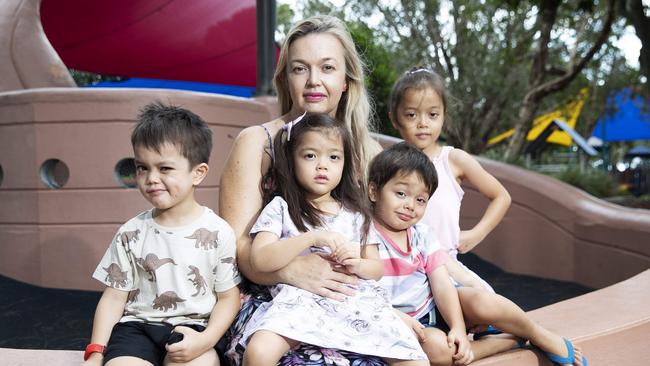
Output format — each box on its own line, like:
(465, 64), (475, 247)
(115, 158), (137, 188)
(40, 159), (69, 189)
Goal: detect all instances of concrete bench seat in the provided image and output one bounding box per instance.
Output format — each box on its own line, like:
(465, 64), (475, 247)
(0, 348), (82, 365)
(473, 269), (650, 365)
(3, 269), (649, 365)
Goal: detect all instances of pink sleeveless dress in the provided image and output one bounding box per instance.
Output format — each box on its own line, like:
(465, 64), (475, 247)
(420, 146), (495, 292)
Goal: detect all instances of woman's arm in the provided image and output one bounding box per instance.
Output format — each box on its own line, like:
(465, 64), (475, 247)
(450, 149), (511, 254)
(220, 126), (279, 284)
(253, 230), (352, 273)
(82, 287), (128, 365)
(219, 126), (357, 299)
(251, 231), (315, 272)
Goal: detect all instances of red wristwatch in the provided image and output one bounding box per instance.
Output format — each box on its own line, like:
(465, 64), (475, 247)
(84, 343), (106, 361)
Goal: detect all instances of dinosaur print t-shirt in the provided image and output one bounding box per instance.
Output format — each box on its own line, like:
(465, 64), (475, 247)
(93, 207), (241, 326)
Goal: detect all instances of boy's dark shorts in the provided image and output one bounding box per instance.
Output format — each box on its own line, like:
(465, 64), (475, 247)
(104, 321), (225, 366)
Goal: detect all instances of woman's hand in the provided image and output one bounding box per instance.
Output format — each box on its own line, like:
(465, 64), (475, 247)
(165, 326), (211, 363)
(279, 253), (358, 301)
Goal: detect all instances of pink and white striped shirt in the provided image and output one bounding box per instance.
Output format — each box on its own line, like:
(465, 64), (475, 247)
(371, 222), (447, 319)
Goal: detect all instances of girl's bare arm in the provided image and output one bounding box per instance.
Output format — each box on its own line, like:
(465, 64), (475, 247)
(251, 231), (324, 272)
(219, 125), (357, 299)
(346, 243), (384, 280)
(450, 149), (511, 253)
(442, 252), (486, 290)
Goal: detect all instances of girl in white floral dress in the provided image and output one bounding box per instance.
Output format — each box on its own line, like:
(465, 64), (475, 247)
(240, 113), (428, 366)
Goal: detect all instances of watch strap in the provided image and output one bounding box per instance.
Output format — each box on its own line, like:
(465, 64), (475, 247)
(83, 343), (106, 361)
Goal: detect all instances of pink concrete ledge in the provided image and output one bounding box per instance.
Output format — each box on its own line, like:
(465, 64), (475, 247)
(3, 269), (649, 366)
(0, 348), (82, 365)
(473, 269), (650, 365)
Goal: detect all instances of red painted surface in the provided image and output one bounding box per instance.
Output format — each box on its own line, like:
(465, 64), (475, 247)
(41, 0), (257, 86)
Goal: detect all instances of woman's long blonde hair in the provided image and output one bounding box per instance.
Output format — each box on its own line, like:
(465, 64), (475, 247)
(273, 15), (381, 176)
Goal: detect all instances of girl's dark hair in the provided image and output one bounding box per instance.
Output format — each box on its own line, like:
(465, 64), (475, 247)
(131, 101), (212, 167)
(389, 67), (449, 128)
(368, 142), (438, 197)
(272, 113), (371, 239)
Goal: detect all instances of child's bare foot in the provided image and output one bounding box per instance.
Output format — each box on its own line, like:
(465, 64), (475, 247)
(571, 345), (585, 366)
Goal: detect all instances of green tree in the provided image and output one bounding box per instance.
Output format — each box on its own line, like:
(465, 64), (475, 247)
(292, 1), (635, 160)
(346, 1), (619, 158)
(502, 0), (616, 161)
(69, 69), (123, 86)
(276, 3), (296, 44)
(348, 22), (400, 134)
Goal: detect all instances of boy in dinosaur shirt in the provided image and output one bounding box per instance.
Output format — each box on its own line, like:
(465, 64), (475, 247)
(84, 102), (241, 366)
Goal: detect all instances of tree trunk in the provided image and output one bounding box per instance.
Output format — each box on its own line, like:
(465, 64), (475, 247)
(504, 98), (538, 161)
(503, 0), (614, 162)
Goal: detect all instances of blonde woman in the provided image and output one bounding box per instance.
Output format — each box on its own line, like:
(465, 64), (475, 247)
(219, 15), (385, 366)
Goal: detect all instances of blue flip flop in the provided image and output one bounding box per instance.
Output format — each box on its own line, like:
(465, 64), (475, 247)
(513, 338), (528, 350)
(472, 325), (503, 340)
(543, 337), (588, 366)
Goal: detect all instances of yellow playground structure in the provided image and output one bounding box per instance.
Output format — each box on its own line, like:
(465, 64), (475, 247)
(488, 88), (589, 147)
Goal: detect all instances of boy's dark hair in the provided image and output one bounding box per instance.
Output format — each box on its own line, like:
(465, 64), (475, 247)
(368, 142), (438, 197)
(131, 101), (212, 167)
(272, 113), (371, 236)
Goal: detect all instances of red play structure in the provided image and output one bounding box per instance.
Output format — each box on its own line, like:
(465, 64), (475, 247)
(40, 0), (257, 87)
(1, 0), (649, 364)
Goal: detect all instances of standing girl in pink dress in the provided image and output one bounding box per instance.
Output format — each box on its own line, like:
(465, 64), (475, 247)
(388, 67), (511, 292)
(386, 68), (587, 366)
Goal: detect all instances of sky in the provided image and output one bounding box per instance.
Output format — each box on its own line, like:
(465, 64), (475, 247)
(277, 0), (642, 68)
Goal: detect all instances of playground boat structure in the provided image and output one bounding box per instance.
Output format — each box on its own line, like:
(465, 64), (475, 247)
(0, 0), (649, 364)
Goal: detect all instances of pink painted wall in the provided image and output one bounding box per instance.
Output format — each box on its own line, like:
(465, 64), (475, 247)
(0, 88), (277, 290)
(374, 134), (650, 289)
(1, 0), (648, 292)
(465, 157), (650, 289)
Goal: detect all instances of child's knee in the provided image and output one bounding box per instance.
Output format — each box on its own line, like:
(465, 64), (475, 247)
(243, 331), (290, 366)
(243, 338), (265, 363)
(460, 288), (499, 318)
(422, 329), (453, 366)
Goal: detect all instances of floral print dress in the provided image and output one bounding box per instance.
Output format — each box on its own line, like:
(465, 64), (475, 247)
(222, 197), (425, 365)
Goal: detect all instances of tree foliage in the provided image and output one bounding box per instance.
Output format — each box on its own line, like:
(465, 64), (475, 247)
(346, 1), (620, 159)
(287, 1), (640, 161)
(276, 3), (296, 44)
(278, 1), (400, 133)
